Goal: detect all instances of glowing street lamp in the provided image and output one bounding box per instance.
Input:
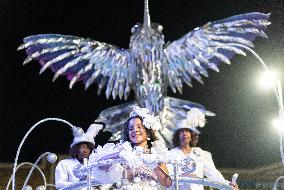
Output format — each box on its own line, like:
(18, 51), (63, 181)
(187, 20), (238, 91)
(228, 43), (283, 189)
(258, 70), (279, 90)
(272, 118), (284, 132)
(233, 45), (284, 190)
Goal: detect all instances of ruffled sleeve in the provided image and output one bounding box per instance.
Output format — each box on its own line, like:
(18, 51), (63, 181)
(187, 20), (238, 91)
(88, 142), (126, 184)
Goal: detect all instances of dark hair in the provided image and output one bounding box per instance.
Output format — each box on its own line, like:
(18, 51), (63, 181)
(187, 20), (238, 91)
(172, 128), (192, 148)
(122, 115), (158, 149)
(69, 142), (95, 158)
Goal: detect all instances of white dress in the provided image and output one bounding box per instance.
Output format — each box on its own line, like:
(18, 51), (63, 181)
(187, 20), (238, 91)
(168, 147), (228, 190)
(55, 158), (82, 189)
(88, 141), (169, 190)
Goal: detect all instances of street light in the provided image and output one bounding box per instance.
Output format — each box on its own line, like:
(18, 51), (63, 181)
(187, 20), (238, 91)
(230, 43), (284, 163)
(258, 70), (279, 90)
(272, 118), (284, 132)
(229, 43), (283, 190)
(11, 118), (83, 190)
(259, 69), (284, 166)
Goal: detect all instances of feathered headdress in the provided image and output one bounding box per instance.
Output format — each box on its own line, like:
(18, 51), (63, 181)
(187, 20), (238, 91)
(176, 108), (206, 134)
(130, 106), (161, 131)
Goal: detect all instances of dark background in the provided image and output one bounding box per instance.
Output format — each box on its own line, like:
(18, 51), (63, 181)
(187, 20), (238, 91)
(0, 0), (283, 169)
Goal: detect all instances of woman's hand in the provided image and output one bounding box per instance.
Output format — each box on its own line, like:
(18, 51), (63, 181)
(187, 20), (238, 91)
(119, 150), (142, 168)
(154, 163), (172, 188)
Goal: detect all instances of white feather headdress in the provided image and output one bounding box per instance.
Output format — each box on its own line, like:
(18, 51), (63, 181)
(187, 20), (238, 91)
(176, 108), (206, 134)
(129, 106), (161, 131)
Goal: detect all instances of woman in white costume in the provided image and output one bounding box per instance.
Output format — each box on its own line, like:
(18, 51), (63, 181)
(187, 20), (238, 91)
(168, 108), (239, 190)
(89, 106), (172, 190)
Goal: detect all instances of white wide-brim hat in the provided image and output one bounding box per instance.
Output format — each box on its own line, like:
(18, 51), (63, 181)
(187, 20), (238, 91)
(175, 119), (201, 134)
(70, 123), (104, 148)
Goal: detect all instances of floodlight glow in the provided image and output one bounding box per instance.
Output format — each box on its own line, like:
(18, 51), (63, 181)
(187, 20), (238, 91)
(259, 70), (279, 89)
(272, 118), (284, 131)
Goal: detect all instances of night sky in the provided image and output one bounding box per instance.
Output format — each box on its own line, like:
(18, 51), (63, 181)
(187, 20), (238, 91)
(0, 0), (283, 169)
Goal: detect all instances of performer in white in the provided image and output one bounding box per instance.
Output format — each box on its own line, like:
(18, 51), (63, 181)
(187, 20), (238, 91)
(89, 106), (172, 190)
(190, 126), (219, 173)
(55, 122), (103, 189)
(168, 108), (239, 190)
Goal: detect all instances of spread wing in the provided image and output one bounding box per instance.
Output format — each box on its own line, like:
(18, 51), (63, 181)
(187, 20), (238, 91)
(164, 12), (270, 93)
(18, 34), (133, 100)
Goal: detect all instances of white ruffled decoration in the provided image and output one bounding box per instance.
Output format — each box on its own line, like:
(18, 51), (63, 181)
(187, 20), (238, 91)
(121, 182), (158, 190)
(86, 141), (169, 189)
(119, 149), (143, 168)
(139, 154), (157, 164)
(119, 141), (133, 152)
(91, 163), (124, 184)
(130, 106), (161, 131)
(89, 143), (119, 162)
(88, 142), (127, 185)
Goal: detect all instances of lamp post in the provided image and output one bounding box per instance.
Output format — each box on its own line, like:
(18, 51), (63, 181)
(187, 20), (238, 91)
(11, 118), (83, 190)
(230, 43), (284, 164)
(230, 43), (283, 189)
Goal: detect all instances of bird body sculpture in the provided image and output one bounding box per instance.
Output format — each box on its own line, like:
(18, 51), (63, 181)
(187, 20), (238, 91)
(18, 0), (270, 143)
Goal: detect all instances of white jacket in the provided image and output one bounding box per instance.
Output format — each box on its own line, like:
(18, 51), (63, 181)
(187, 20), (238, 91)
(55, 158), (82, 189)
(168, 147), (228, 190)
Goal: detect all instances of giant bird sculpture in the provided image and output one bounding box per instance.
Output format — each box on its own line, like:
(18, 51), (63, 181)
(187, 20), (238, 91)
(18, 0), (270, 144)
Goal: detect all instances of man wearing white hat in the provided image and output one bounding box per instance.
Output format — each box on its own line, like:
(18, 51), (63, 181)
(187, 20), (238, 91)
(190, 129), (217, 171)
(55, 122), (104, 189)
(168, 108), (239, 190)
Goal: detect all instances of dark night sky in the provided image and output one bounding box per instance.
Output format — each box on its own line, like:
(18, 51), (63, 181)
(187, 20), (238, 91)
(0, 0), (283, 169)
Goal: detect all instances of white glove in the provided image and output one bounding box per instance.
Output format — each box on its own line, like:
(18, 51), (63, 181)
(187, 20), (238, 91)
(140, 154), (159, 170)
(119, 150), (143, 169)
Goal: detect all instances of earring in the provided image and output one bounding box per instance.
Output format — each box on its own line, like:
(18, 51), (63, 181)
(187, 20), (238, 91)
(147, 137), (150, 140)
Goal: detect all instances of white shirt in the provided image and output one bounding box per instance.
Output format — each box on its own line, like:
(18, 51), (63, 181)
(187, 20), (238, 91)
(55, 158), (82, 189)
(168, 147), (227, 190)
